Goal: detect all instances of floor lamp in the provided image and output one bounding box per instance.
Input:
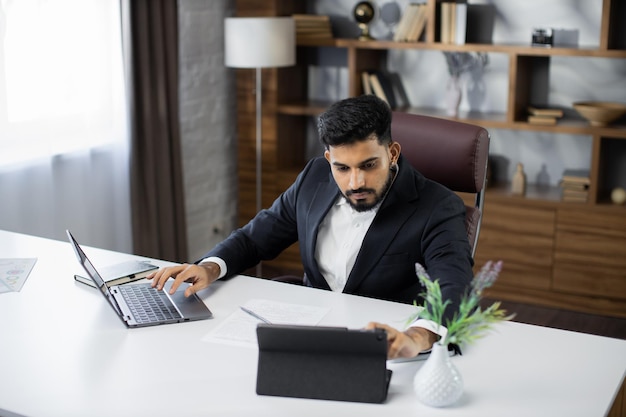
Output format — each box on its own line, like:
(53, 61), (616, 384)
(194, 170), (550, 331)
(224, 17), (295, 276)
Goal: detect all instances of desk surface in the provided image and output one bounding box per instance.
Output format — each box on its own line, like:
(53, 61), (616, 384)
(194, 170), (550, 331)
(1, 230), (625, 417)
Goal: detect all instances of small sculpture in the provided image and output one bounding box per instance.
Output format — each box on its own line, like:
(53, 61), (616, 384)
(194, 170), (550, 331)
(511, 163), (527, 196)
(353, 1), (376, 41)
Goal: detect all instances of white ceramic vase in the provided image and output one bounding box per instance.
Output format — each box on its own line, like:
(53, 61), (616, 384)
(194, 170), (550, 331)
(413, 342), (463, 407)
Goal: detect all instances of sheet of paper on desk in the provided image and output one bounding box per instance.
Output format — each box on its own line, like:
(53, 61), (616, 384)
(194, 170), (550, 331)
(202, 298), (330, 347)
(0, 258), (37, 294)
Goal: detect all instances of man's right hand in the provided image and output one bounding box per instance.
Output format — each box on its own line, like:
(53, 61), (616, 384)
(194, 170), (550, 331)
(148, 262), (221, 298)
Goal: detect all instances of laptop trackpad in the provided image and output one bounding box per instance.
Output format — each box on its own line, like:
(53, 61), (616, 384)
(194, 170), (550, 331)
(164, 281), (213, 320)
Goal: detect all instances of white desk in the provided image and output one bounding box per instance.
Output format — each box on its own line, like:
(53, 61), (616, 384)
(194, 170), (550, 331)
(1, 230), (625, 417)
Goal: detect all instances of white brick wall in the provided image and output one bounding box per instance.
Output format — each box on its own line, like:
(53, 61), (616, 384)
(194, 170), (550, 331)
(179, 0), (237, 261)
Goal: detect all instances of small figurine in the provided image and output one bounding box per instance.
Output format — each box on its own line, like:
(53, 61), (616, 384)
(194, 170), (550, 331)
(511, 163), (527, 196)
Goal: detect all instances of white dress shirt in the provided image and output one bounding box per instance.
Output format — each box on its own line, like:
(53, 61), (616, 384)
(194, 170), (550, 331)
(315, 196), (378, 292)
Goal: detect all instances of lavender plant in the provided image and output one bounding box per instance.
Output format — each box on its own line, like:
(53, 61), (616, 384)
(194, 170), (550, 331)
(409, 261), (514, 347)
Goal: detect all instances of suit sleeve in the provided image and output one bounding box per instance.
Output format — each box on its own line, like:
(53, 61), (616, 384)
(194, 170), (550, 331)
(420, 191), (474, 324)
(195, 159), (317, 278)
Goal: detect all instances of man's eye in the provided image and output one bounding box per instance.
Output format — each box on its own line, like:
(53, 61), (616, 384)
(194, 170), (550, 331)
(363, 162), (376, 169)
(336, 166), (349, 172)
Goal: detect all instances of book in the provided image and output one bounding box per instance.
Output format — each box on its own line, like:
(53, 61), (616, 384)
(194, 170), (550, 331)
(406, 4), (428, 42)
(361, 71), (372, 95)
(368, 71), (397, 109)
(74, 260), (159, 288)
(528, 115), (558, 125)
(561, 169), (590, 184)
(528, 106), (564, 118)
(562, 188), (588, 202)
(454, 3), (467, 45)
(562, 188), (589, 198)
(560, 181), (589, 191)
(440, 2), (452, 44)
(393, 3), (418, 42)
(292, 14), (333, 42)
(449, 3), (457, 44)
(368, 73), (389, 105)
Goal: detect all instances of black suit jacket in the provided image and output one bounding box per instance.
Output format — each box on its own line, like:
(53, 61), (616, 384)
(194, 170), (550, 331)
(202, 155), (473, 317)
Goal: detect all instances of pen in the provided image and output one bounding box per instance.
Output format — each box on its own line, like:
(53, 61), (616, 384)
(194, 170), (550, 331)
(240, 306), (272, 324)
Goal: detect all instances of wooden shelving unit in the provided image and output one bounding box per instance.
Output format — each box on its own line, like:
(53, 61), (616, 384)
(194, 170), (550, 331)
(234, 0), (626, 317)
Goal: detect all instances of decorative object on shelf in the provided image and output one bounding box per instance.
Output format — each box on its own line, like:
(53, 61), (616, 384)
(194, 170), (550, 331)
(611, 187), (626, 205)
(353, 1), (376, 41)
(379, 2), (401, 40)
(573, 101), (626, 127)
(224, 17), (296, 276)
(443, 52), (489, 116)
(410, 261), (513, 407)
(560, 169), (590, 203)
(445, 75), (462, 116)
(531, 28), (579, 47)
(527, 106), (564, 125)
(292, 14), (333, 43)
(511, 163), (527, 196)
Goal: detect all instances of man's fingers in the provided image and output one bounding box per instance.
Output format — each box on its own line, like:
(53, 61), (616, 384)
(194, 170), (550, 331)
(148, 265), (185, 290)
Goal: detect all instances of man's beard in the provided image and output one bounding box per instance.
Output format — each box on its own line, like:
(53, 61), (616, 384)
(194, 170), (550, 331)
(342, 169), (396, 212)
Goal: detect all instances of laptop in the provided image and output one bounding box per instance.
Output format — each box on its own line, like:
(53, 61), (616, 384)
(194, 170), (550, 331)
(256, 323), (392, 403)
(66, 230), (212, 328)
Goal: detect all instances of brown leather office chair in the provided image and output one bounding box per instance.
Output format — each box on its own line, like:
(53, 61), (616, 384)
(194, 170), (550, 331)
(272, 112), (490, 283)
(391, 112), (490, 257)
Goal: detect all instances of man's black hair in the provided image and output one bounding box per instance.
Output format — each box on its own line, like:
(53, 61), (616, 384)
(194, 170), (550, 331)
(317, 95), (392, 149)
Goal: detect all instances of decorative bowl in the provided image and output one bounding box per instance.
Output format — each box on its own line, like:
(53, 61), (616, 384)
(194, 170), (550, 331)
(573, 101), (626, 126)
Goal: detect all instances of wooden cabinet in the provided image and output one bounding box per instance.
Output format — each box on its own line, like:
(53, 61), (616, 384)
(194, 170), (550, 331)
(474, 196), (626, 318)
(554, 209), (626, 300)
(234, 0), (626, 316)
(475, 203), (556, 292)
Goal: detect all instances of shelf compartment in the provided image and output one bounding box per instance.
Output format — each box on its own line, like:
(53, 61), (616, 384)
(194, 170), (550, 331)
(597, 136), (626, 203)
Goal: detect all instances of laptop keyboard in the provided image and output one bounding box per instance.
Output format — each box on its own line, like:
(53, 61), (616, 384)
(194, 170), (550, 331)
(119, 284), (182, 324)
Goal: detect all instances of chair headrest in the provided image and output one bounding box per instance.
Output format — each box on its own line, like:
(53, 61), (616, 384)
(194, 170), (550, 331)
(391, 112), (490, 193)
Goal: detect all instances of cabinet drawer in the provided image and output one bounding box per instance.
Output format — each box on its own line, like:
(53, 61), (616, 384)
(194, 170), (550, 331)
(557, 208), (626, 237)
(482, 203), (556, 237)
(553, 263), (626, 300)
(476, 203), (556, 290)
(555, 230), (626, 269)
(554, 208), (626, 299)
(476, 229), (553, 290)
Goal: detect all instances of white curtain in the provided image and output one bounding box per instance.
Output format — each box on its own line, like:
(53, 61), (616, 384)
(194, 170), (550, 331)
(0, 0), (132, 252)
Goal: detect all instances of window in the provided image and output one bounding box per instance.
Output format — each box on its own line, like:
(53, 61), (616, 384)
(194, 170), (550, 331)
(0, 0), (127, 167)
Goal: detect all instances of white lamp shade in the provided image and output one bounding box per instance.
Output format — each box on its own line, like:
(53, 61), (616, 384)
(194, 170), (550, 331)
(225, 17), (296, 68)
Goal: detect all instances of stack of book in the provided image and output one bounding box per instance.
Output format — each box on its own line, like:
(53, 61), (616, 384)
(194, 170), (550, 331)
(393, 3), (428, 42)
(292, 14), (333, 43)
(440, 2), (467, 45)
(527, 106), (564, 125)
(560, 169), (590, 203)
(362, 70), (398, 109)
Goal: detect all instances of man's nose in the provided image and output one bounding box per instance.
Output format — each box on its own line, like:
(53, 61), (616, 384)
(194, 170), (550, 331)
(349, 169), (365, 189)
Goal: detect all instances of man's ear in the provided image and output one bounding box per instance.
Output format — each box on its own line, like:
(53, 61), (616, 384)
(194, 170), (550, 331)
(324, 149), (331, 163)
(389, 141), (401, 164)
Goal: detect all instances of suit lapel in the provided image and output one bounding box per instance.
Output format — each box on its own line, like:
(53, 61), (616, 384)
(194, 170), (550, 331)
(303, 175), (339, 290)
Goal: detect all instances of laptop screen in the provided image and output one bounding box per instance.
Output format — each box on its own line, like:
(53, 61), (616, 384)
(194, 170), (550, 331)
(66, 230), (123, 316)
